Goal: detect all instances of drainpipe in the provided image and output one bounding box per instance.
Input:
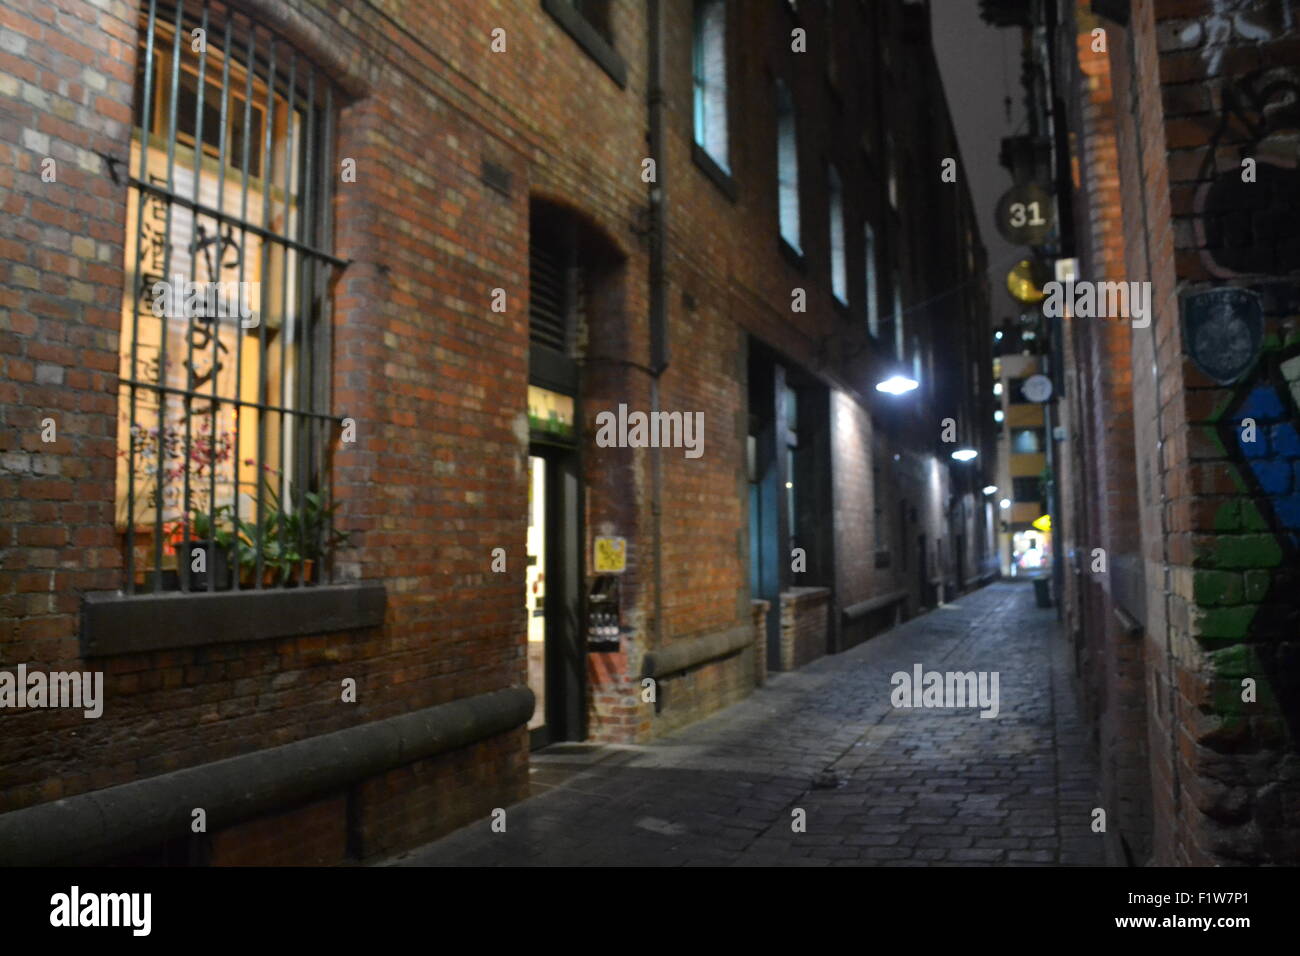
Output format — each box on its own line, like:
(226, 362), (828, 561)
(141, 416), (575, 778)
(647, 0), (668, 655)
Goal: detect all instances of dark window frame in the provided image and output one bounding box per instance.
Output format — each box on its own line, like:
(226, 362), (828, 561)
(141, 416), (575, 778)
(116, 1), (347, 597)
(542, 0), (628, 88)
(89, 0), (378, 653)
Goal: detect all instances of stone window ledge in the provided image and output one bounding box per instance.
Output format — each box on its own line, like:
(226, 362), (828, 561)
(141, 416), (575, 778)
(80, 583), (386, 657)
(692, 143), (737, 201)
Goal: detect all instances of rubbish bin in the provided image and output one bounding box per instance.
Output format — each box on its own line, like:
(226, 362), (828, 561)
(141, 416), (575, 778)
(1032, 574), (1052, 608)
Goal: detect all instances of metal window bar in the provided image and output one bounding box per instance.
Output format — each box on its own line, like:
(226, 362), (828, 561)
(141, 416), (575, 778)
(121, 0), (343, 595)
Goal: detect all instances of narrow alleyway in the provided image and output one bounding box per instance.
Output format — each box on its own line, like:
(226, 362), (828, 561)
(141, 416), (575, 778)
(389, 582), (1106, 866)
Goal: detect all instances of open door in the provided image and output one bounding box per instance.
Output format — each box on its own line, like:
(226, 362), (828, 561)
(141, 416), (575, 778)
(525, 445), (584, 748)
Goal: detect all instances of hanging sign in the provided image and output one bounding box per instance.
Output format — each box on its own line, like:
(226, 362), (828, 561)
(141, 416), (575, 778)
(995, 182), (1055, 246)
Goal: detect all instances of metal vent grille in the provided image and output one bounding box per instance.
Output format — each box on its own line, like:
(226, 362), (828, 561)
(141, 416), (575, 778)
(529, 240), (568, 352)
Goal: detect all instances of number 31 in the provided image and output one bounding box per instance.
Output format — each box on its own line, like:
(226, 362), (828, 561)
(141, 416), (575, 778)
(1009, 201), (1046, 228)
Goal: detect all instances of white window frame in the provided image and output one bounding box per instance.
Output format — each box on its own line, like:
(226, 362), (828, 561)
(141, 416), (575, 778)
(776, 80), (801, 253)
(692, 0), (729, 172)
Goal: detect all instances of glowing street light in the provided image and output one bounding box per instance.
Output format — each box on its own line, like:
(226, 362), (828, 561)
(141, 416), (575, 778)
(875, 374), (919, 395)
(983, 485), (998, 495)
(999, 498), (1011, 510)
(951, 448), (978, 462)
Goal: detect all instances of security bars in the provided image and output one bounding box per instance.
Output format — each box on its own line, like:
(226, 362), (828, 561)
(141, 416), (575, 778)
(118, 0), (345, 594)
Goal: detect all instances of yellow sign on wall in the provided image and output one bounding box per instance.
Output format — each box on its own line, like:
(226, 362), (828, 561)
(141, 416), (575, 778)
(1032, 514), (1052, 533)
(593, 537), (627, 574)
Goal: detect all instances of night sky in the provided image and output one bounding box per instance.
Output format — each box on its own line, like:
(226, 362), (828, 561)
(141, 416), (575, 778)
(931, 2), (1029, 331)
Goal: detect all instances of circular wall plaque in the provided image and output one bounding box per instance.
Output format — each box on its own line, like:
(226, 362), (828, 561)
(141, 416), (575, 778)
(1182, 288), (1264, 385)
(1022, 374), (1053, 403)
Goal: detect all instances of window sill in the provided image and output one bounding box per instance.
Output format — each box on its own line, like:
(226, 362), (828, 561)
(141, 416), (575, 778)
(778, 236), (807, 272)
(542, 0), (627, 88)
(80, 582), (387, 657)
(692, 143), (737, 201)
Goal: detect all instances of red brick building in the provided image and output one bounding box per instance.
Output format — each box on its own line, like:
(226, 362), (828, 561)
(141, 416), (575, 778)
(0, 0), (994, 864)
(1022, 0), (1300, 864)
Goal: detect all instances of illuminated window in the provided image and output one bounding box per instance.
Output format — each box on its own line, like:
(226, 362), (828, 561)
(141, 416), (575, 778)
(117, 2), (342, 594)
(886, 133), (898, 210)
(864, 222), (879, 336)
(692, 0), (729, 172)
(775, 79), (801, 253)
(828, 165), (847, 304)
(1011, 428), (1045, 454)
(893, 269), (904, 360)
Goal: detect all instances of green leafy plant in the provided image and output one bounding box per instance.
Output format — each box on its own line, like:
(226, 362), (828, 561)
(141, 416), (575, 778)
(190, 503), (236, 550)
(232, 475), (351, 585)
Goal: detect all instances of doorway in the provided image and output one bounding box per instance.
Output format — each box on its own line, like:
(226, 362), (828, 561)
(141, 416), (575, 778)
(917, 532), (928, 608)
(525, 444), (584, 749)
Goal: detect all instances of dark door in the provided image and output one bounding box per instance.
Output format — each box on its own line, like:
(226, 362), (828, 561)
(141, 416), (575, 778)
(917, 533), (928, 609)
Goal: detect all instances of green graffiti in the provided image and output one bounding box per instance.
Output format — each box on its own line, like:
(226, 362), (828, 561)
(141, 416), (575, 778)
(1243, 569), (1271, 602)
(1208, 534), (1285, 569)
(1239, 500), (1271, 532)
(1195, 604), (1259, 641)
(1193, 570), (1244, 606)
(1212, 501), (1241, 532)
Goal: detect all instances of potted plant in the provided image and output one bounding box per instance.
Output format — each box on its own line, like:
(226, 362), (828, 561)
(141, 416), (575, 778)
(235, 514), (285, 588)
(297, 489), (351, 584)
(232, 469), (351, 587)
(184, 504), (235, 590)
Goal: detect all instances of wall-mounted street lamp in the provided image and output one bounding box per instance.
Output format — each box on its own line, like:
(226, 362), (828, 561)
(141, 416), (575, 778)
(951, 448), (978, 462)
(875, 373), (919, 395)
(999, 498), (1011, 510)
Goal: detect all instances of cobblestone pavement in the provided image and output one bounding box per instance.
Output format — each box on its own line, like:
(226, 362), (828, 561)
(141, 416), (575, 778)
(387, 581), (1107, 866)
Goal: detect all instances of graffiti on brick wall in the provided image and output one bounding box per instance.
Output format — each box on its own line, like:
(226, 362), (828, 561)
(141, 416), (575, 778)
(1193, 63), (1300, 279)
(1180, 0), (1281, 77)
(1183, 0), (1300, 280)
(1209, 343), (1300, 742)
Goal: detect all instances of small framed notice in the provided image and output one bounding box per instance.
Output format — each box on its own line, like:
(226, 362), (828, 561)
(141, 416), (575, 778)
(593, 536), (627, 574)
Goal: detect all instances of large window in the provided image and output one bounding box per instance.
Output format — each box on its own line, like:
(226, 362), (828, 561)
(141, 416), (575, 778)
(892, 269), (904, 360)
(692, 0), (729, 172)
(1012, 476), (1042, 503)
(775, 79), (801, 254)
(1011, 428), (1045, 454)
(864, 222), (879, 337)
(886, 133), (898, 211)
(828, 165), (847, 304)
(117, 1), (342, 594)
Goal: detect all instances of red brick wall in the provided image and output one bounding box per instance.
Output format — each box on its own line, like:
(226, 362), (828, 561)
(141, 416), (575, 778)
(1, 0), (995, 862)
(1084, 0), (1300, 864)
(1059, 1), (1153, 864)
(2, 0), (158, 807)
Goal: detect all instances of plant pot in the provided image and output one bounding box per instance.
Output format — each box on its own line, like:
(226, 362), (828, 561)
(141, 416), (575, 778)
(183, 540), (230, 591)
(239, 563), (282, 588)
